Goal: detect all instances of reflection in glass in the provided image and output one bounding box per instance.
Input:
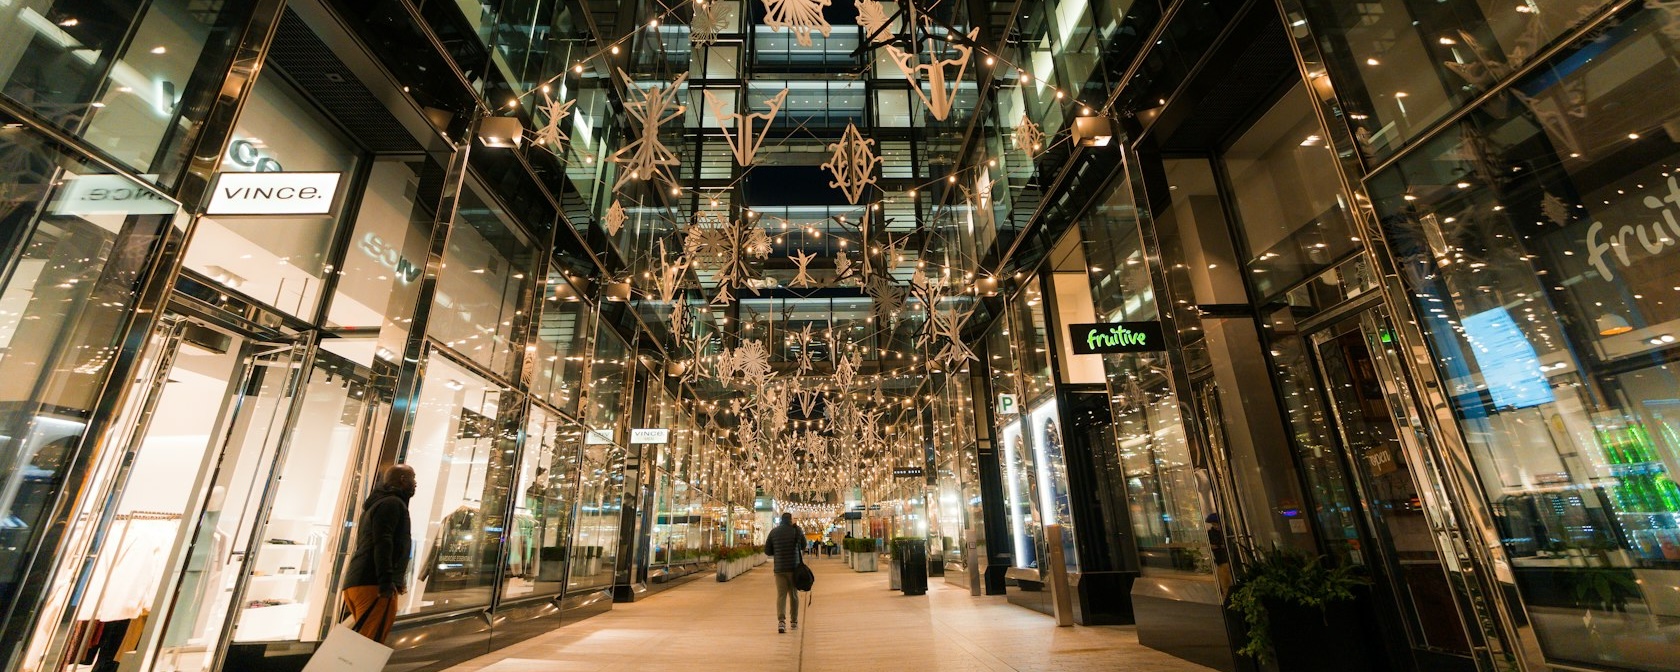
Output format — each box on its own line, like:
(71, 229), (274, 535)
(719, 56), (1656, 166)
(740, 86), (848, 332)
(503, 405), (581, 599)
(431, 188), (536, 378)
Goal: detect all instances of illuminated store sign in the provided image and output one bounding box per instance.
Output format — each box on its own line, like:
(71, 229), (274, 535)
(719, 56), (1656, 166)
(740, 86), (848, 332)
(50, 174), (177, 216)
(630, 428), (670, 444)
(1585, 175), (1680, 283)
(206, 172), (341, 215)
(996, 393), (1018, 416)
(1069, 321), (1167, 354)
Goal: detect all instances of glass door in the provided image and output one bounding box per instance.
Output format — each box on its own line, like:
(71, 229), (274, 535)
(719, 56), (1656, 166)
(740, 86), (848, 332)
(23, 315), (311, 672)
(1310, 308), (1475, 658)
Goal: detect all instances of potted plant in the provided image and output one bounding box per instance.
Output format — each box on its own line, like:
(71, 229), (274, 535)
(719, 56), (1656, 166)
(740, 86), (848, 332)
(1227, 547), (1372, 670)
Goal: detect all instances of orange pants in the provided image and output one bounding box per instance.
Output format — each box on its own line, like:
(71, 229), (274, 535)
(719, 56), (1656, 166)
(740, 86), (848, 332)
(340, 585), (398, 643)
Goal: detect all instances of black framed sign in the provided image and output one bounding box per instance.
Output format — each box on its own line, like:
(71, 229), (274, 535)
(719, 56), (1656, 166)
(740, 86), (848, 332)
(1070, 321), (1168, 354)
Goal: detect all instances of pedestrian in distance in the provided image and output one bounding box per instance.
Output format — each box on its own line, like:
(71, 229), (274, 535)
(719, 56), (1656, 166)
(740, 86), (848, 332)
(764, 512), (805, 633)
(341, 464), (416, 643)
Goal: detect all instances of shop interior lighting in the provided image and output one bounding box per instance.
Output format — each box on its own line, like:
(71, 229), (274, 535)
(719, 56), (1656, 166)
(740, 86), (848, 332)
(1597, 313), (1634, 336)
(477, 116), (524, 148)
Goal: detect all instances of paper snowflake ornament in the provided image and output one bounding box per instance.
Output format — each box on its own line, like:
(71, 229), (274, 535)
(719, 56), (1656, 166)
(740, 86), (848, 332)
(684, 216), (773, 304)
(1014, 115), (1045, 156)
(1541, 192), (1572, 227)
(531, 91), (577, 151)
(856, 0), (891, 40)
(653, 238), (690, 303)
(884, 27), (978, 122)
(788, 249), (819, 288)
(604, 200), (628, 237)
(795, 324), (817, 374)
(763, 0), (833, 47)
(707, 88), (788, 166)
(690, 1), (733, 47)
(823, 123), (881, 204)
(609, 69), (689, 192)
(833, 251), (857, 285)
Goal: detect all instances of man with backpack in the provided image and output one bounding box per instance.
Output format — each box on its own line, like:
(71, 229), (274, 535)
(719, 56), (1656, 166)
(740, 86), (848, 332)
(764, 512), (804, 633)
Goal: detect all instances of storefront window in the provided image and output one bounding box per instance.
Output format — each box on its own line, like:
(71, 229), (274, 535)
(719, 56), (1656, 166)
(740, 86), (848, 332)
(1293, 0), (1614, 161)
(1224, 81), (1360, 299)
(1371, 8), (1680, 668)
(0, 0), (257, 179)
(431, 187), (537, 379)
(568, 442), (624, 592)
(586, 318), (629, 437)
(397, 351), (517, 616)
(503, 404), (582, 600)
(0, 122), (178, 635)
(184, 74), (358, 320)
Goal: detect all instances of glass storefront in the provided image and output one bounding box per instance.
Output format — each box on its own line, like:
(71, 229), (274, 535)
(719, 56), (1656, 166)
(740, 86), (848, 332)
(1369, 6), (1680, 668)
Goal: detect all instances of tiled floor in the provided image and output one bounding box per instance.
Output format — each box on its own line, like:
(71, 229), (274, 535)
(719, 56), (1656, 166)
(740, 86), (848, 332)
(443, 556), (1217, 672)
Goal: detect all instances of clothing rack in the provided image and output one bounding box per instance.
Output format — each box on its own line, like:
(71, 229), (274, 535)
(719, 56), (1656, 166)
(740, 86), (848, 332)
(115, 510), (182, 520)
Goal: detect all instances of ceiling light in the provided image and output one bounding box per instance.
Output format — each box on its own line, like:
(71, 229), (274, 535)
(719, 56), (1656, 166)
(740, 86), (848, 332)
(1366, 58), (1379, 66)
(149, 46), (166, 54)
(1439, 36), (1457, 45)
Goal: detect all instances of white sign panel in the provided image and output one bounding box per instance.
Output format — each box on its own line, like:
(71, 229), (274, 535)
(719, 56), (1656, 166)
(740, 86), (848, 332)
(630, 428), (670, 444)
(51, 174), (177, 217)
(585, 428), (616, 445)
(997, 393), (1018, 416)
(207, 171), (341, 215)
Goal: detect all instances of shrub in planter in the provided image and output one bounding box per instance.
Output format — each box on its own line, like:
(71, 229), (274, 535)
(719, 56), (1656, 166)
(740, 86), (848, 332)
(1228, 548), (1369, 668)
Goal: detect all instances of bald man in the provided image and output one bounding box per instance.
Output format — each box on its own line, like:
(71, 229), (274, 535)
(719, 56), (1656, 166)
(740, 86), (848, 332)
(341, 464), (416, 642)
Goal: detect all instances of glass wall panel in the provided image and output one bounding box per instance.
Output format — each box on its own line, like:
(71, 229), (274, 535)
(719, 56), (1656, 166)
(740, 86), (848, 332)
(530, 273), (590, 414)
(398, 351), (515, 616)
(431, 186), (537, 379)
(585, 317), (628, 437)
(567, 442), (623, 592)
(504, 404), (581, 599)
(0, 0), (256, 179)
(1370, 8), (1680, 668)
(1294, 0), (1614, 161)
(326, 157), (437, 365)
(184, 75), (357, 319)
(0, 122), (177, 629)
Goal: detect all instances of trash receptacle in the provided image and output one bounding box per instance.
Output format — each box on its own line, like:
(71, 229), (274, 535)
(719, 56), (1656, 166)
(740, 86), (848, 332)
(896, 538), (927, 596)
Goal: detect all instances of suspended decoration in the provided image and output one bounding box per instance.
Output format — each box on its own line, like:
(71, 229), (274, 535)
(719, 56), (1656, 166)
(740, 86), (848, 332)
(609, 70), (689, 192)
(864, 275), (906, 324)
(1541, 192), (1572, 227)
(794, 324), (817, 374)
(788, 249), (819, 288)
(690, 0), (733, 47)
(716, 339), (775, 388)
(1014, 114), (1046, 157)
(884, 27), (979, 122)
(855, 0), (891, 39)
(604, 199), (628, 237)
(653, 238), (690, 303)
(823, 122), (882, 204)
(531, 90), (577, 151)
(706, 87), (789, 166)
(669, 299), (693, 353)
(762, 0), (833, 47)
(683, 215), (773, 304)
(833, 251), (858, 285)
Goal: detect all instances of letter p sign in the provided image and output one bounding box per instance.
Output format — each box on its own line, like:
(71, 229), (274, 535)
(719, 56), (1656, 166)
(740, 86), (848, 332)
(997, 393), (1018, 417)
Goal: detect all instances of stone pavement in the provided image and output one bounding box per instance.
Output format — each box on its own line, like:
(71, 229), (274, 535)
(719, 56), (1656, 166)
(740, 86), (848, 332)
(443, 555), (1218, 672)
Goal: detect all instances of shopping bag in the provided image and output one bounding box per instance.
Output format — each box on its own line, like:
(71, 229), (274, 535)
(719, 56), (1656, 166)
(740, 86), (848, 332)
(302, 611), (393, 672)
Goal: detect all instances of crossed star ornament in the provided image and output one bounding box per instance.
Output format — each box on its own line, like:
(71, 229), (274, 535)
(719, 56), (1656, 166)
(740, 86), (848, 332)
(690, 0), (733, 47)
(823, 122), (881, 204)
(707, 88), (789, 166)
(762, 0), (833, 47)
(532, 90), (577, 151)
(788, 249), (818, 288)
(609, 69), (689, 192)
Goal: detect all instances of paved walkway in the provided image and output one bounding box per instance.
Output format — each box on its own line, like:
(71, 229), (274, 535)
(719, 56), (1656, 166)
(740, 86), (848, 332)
(444, 556), (1216, 672)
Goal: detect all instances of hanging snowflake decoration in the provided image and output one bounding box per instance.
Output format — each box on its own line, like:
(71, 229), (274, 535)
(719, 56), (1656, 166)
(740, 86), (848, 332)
(884, 27), (979, 122)
(706, 88), (789, 166)
(865, 275), (906, 324)
(669, 300), (692, 352)
(653, 238), (690, 303)
(604, 199), (628, 237)
(1014, 114), (1046, 157)
(716, 339), (775, 388)
(1541, 192), (1572, 227)
(856, 0), (891, 40)
(690, 1), (734, 47)
(788, 249), (819, 288)
(684, 216), (773, 304)
(833, 251), (858, 285)
(823, 122), (882, 204)
(763, 0), (833, 47)
(531, 90), (577, 152)
(609, 69), (689, 193)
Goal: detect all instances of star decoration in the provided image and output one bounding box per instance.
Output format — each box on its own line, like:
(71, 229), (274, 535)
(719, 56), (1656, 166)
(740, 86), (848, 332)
(605, 199), (628, 237)
(823, 122), (881, 204)
(684, 216), (773, 304)
(690, 1), (733, 47)
(833, 251), (857, 285)
(1014, 114), (1045, 157)
(609, 69), (689, 193)
(707, 88), (788, 166)
(763, 0), (833, 47)
(795, 324), (817, 374)
(531, 91), (577, 151)
(884, 27), (978, 121)
(789, 249), (818, 288)
(653, 238), (690, 302)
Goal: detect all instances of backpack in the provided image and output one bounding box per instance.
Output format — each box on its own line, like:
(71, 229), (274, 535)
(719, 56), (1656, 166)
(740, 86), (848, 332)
(793, 555), (815, 592)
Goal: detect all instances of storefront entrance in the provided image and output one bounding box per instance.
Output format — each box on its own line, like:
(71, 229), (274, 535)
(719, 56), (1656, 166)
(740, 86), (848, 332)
(20, 312), (383, 672)
(1306, 305), (1477, 668)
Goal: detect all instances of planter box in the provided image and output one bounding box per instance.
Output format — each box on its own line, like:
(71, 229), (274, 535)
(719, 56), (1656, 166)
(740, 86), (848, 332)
(716, 557), (756, 582)
(851, 552), (877, 572)
(1248, 594), (1388, 672)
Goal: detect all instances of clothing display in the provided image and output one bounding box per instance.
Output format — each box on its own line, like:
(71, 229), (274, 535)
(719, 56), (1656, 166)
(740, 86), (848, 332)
(419, 504), (480, 590)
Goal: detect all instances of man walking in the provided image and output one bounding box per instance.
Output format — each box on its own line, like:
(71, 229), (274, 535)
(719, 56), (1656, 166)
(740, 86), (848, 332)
(764, 512), (804, 633)
(342, 464), (416, 643)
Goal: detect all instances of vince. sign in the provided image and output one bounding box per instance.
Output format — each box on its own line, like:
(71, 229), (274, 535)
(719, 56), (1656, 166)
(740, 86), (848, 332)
(207, 172), (341, 215)
(1070, 321), (1167, 354)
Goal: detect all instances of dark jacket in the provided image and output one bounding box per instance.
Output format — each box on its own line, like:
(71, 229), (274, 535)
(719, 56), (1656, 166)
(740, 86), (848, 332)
(764, 522), (805, 574)
(346, 486), (413, 589)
